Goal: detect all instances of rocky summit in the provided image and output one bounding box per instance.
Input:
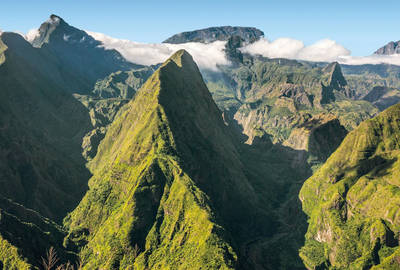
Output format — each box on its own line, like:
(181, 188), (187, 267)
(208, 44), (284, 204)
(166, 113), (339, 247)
(163, 26), (264, 44)
(375, 40), (400, 55)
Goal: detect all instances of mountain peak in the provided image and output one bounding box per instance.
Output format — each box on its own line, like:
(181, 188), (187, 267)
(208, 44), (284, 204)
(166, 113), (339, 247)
(324, 61), (347, 89)
(66, 49), (258, 269)
(319, 62), (351, 104)
(374, 40), (400, 55)
(163, 49), (193, 68)
(31, 14), (71, 47)
(48, 14), (63, 24)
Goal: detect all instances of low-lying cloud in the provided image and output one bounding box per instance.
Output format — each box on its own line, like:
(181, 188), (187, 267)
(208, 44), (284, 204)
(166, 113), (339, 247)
(25, 28), (39, 42)
(337, 54), (400, 66)
(18, 28), (400, 68)
(240, 38), (351, 62)
(87, 31), (230, 71)
(240, 37), (400, 66)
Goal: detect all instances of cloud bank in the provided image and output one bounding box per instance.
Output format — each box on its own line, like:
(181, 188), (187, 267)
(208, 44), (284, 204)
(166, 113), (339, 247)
(240, 38), (351, 62)
(18, 28), (400, 68)
(87, 31), (230, 71)
(338, 54), (400, 66)
(240, 37), (400, 66)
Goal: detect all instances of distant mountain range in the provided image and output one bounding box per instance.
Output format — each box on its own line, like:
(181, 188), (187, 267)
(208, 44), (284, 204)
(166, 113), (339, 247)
(1, 14), (400, 269)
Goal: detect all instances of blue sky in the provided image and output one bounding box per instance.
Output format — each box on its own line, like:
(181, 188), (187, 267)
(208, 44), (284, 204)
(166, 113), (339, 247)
(1, 0), (399, 56)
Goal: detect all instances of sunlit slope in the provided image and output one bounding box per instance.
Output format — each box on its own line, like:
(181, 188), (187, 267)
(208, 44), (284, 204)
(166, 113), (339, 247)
(66, 50), (272, 269)
(300, 103), (400, 269)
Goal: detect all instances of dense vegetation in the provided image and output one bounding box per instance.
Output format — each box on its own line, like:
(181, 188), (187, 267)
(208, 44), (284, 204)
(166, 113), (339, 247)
(300, 104), (400, 269)
(1, 14), (400, 269)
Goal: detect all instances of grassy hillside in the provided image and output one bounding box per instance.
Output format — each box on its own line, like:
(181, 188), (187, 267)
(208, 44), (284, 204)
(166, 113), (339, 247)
(66, 50), (264, 269)
(300, 103), (400, 269)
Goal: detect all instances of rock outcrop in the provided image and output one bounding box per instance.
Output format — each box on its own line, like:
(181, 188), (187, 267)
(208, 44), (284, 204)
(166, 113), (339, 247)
(374, 40), (400, 55)
(163, 26), (264, 44)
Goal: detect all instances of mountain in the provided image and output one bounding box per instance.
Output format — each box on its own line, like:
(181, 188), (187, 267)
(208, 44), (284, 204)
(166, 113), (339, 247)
(205, 57), (377, 145)
(299, 103), (400, 269)
(30, 14), (139, 94)
(163, 26), (264, 44)
(375, 40), (400, 55)
(0, 16), (157, 268)
(0, 32), (92, 221)
(342, 64), (400, 100)
(2, 15), (400, 269)
(0, 31), (93, 268)
(283, 114), (347, 166)
(363, 86), (400, 111)
(64, 50), (272, 269)
(320, 62), (354, 103)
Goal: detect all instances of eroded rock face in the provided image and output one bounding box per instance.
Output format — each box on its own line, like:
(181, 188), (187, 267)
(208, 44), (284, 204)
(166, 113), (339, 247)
(283, 114), (347, 166)
(163, 26), (264, 44)
(375, 40), (400, 55)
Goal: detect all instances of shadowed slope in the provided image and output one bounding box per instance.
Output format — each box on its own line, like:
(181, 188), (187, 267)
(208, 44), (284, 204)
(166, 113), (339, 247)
(0, 32), (91, 221)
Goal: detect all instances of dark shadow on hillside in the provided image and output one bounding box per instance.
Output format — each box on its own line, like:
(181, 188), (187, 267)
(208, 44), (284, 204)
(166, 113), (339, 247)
(218, 113), (312, 269)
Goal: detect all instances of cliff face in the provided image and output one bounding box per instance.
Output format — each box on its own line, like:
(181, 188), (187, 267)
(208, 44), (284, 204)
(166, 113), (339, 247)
(283, 114), (347, 164)
(375, 41), (400, 55)
(299, 104), (400, 269)
(163, 26), (264, 44)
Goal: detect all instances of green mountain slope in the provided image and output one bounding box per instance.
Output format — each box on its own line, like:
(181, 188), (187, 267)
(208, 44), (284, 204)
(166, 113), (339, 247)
(0, 22), (154, 267)
(0, 32), (91, 221)
(299, 103), (400, 269)
(0, 195), (73, 269)
(65, 50), (271, 269)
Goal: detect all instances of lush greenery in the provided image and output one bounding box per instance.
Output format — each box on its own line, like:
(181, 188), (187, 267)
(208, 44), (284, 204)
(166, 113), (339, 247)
(2, 15), (400, 269)
(300, 104), (400, 269)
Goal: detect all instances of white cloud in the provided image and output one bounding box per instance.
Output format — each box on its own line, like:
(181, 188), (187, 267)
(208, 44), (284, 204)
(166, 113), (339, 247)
(25, 28), (39, 42)
(240, 37), (400, 66)
(18, 28), (400, 68)
(297, 39), (351, 62)
(240, 37), (350, 62)
(338, 54), (400, 66)
(86, 31), (230, 71)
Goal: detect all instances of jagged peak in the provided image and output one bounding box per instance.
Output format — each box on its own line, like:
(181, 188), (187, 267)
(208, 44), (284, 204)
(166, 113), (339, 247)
(323, 61), (347, 89)
(31, 14), (88, 47)
(374, 40), (400, 55)
(47, 14), (64, 25)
